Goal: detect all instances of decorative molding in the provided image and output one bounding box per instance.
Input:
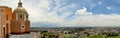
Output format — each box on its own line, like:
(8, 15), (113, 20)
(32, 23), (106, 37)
(16, 13), (18, 21)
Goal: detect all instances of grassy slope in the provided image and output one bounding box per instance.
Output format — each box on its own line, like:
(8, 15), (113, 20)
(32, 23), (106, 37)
(87, 35), (120, 38)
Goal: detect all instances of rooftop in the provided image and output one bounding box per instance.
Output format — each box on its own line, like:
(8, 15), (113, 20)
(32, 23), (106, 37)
(10, 32), (39, 38)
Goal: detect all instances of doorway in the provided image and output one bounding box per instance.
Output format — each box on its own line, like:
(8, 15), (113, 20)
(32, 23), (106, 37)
(3, 27), (6, 38)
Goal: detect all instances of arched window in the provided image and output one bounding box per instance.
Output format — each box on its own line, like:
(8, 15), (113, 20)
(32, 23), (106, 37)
(20, 15), (22, 18)
(6, 15), (8, 20)
(26, 16), (28, 18)
(2, 26), (6, 38)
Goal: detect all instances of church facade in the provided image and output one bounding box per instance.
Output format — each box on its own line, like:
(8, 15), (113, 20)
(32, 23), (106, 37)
(0, 6), (12, 38)
(0, 0), (40, 38)
(10, 0), (30, 34)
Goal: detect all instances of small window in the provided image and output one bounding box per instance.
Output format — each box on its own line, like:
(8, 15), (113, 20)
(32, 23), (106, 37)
(21, 25), (25, 29)
(20, 15), (22, 18)
(6, 15), (8, 20)
(26, 16), (28, 18)
(0, 9), (4, 12)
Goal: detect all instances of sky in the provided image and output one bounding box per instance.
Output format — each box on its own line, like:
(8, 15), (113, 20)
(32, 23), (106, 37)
(1, 0), (120, 27)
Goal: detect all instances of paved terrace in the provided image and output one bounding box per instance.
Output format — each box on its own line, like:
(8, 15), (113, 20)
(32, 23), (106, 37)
(10, 32), (40, 38)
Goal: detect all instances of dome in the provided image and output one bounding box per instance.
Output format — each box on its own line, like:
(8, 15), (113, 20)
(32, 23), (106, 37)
(13, 7), (28, 15)
(13, 0), (28, 15)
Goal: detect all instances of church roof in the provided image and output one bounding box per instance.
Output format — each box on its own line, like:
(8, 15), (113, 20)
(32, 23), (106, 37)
(13, 7), (28, 15)
(13, 0), (28, 15)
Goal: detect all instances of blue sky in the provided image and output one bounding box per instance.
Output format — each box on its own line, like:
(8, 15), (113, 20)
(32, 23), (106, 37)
(1, 0), (120, 27)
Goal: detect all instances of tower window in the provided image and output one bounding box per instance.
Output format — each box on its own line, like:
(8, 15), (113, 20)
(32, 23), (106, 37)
(0, 9), (4, 12)
(21, 25), (25, 29)
(6, 15), (8, 20)
(26, 16), (28, 18)
(20, 15), (22, 18)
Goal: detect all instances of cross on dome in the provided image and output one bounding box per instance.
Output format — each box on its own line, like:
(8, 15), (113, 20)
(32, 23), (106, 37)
(18, 0), (22, 7)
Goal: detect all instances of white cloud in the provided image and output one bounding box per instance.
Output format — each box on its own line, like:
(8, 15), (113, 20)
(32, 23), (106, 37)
(24, 0), (77, 23)
(98, 1), (102, 4)
(75, 7), (92, 15)
(67, 14), (120, 27)
(23, 0), (53, 23)
(62, 7), (120, 27)
(106, 7), (111, 10)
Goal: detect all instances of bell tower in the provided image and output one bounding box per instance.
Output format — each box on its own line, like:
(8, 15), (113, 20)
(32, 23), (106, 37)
(11, 0), (30, 34)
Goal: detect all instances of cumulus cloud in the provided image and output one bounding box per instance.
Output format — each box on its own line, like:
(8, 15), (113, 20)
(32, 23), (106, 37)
(75, 7), (92, 15)
(106, 7), (111, 10)
(23, 0), (77, 23)
(98, 1), (102, 4)
(67, 14), (120, 27)
(62, 7), (120, 27)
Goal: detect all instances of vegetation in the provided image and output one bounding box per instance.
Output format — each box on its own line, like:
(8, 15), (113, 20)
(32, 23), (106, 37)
(41, 31), (59, 38)
(64, 34), (77, 38)
(87, 35), (104, 38)
(86, 35), (120, 38)
(86, 32), (119, 38)
(41, 30), (77, 38)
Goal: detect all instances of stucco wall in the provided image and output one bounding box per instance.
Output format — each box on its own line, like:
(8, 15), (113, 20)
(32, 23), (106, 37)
(0, 6), (12, 38)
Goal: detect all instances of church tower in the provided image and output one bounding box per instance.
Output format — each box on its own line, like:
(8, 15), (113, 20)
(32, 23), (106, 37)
(11, 0), (30, 34)
(0, 6), (12, 38)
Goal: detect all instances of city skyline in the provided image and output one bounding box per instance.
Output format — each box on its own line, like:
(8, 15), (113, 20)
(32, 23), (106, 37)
(1, 0), (120, 27)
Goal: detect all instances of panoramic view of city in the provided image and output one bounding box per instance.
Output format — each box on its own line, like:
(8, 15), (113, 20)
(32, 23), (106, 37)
(1, 0), (120, 38)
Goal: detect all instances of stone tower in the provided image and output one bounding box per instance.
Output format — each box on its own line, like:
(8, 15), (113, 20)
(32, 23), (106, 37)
(11, 0), (30, 34)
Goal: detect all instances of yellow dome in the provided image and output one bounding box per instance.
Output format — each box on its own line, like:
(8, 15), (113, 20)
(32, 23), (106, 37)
(13, 7), (28, 15)
(13, 0), (28, 15)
